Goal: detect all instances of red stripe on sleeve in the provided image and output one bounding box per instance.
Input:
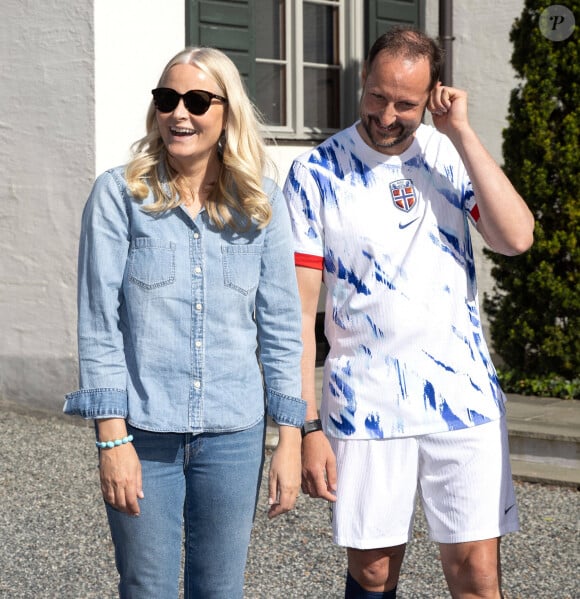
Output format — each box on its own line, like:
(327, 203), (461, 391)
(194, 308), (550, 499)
(470, 204), (480, 222)
(295, 252), (324, 270)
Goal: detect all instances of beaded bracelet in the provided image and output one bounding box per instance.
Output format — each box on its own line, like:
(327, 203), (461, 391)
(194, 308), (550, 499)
(95, 434), (134, 450)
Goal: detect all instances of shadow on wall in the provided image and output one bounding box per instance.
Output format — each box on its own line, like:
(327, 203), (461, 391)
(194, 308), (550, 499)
(0, 356), (78, 414)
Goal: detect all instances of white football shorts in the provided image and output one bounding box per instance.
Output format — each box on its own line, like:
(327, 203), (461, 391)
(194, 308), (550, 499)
(329, 417), (519, 547)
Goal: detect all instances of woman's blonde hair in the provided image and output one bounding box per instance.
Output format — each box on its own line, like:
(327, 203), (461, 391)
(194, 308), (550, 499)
(126, 47), (272, 230)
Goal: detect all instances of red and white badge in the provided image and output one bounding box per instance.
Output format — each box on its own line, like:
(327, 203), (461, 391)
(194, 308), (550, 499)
(390, 179), (417, 212)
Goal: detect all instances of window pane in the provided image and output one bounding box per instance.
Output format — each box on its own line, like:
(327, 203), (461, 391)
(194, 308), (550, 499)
(303, 3), (338, 64)
(256, 63), (286, 126)
(256, 0), (285, 59)
(303, 67), (340, 129)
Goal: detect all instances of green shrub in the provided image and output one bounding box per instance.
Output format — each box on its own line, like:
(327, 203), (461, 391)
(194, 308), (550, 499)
(497, 369), (580, 400)
(484, 0), (580, 386)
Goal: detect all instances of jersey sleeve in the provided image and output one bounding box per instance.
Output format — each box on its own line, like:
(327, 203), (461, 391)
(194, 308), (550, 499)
(283, 159), (324, 268)
(459, 156), (479, 226)
(295, 252), (324, 270)
(464, 178), (480, 226)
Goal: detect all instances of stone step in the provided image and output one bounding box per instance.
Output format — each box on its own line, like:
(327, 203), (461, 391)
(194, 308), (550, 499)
(510, 457), (580, 487)
(508, 422), (580, 487)
(506, 394), (580, 487)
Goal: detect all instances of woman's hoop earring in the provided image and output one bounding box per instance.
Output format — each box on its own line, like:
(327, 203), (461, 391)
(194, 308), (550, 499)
(217, 130), (227, 162)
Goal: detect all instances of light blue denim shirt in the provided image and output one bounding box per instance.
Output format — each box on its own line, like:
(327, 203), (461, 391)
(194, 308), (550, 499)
(64, 166), (305, 433)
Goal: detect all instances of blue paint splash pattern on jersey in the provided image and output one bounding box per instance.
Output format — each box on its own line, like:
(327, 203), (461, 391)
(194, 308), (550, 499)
(360, 344), (372, 357)
(328, 366), (358, 436)
(325, 248), (371, 296)
(395, 358), (408, 400)
(365, 314), (385, 339)
(362, 249), (397, 289)
(349, 152), (374, 187)
(439, 399), (467, 430)
(365, 412), (384, 438)
(286, 166), (317, 225)
(425, 378), (469, 430)
(467, 408), (491, 426)
(429, 230), (468, 270)
(403, 155), (431, 174)
(310, 145), (345, 180)
(424, 380), (437, 410)
(332, 306), (348, 330)
(423, 351), (457, 374)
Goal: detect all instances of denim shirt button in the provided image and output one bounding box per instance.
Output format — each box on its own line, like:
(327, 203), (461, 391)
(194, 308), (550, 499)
(193, 380), (201, 389)
(195, 340), (202, 348)
(194, 266), (201, 274)
(195, 303), (202, 311)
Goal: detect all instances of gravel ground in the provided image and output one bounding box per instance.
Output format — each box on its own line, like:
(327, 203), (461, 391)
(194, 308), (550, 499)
(0, 405), (578, 598)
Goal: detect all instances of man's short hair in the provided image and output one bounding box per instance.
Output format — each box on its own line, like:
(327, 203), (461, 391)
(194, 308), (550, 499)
(367, 27), (444, 91)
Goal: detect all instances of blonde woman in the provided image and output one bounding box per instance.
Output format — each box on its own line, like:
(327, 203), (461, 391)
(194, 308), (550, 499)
(65, 47), (305, 598)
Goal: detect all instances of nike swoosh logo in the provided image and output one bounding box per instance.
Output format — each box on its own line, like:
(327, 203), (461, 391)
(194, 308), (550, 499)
(399, 217), (419, 229)
(505, 504), (516, 515)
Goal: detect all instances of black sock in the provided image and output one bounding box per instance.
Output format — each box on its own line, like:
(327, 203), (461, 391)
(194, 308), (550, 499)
(345, 571), (397, 598)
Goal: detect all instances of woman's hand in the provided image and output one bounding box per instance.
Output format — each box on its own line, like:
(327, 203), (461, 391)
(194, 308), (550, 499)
(96, 418), (144, 516)
(267, 425), (302, 519)
(99, 443), (144, 516)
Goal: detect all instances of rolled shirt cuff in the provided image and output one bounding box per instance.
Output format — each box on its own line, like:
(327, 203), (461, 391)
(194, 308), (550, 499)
(266, 388), (306, 427)
(63, 388), (128, 420)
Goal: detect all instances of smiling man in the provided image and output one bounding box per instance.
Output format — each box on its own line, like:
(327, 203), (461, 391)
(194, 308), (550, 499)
(284, 27), (535, 599)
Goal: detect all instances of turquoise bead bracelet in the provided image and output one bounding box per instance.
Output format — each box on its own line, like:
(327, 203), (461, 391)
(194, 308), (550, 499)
(95, 434), (134, 450)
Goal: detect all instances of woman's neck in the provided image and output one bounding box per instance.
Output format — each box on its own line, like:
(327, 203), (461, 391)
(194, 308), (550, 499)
(168, 153), (220, 191)
(177, 170), (219, 220)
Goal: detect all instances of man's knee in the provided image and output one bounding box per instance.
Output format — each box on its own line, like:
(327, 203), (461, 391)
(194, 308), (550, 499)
(440, 538), (502, 597)
(347, 545), (406, 590)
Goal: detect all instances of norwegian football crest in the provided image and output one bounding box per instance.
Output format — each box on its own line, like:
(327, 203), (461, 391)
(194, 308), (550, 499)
(390, 179), (417, 212)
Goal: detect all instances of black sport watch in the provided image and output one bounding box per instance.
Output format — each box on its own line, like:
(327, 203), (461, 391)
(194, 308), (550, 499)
(301, 418), (323, 438)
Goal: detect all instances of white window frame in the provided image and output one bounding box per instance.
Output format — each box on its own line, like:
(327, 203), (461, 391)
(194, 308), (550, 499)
(257, 0), (365, 141)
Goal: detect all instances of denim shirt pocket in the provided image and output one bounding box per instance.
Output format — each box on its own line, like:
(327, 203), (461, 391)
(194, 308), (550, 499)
(128, 238), (176, 290)
(222, 245), (262, 295)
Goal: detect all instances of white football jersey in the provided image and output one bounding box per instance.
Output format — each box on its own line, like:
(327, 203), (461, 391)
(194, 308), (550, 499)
(284, 123), (506, 440)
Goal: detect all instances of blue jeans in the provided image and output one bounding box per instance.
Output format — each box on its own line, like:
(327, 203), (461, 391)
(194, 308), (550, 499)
(105, 419), (265, 598)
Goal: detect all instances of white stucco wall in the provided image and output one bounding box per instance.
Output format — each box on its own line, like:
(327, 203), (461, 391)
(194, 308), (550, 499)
(426, 1), (522, 163)
(0, 1), (524, 412)
(0, 0), (94, 411)
(94, 0), (186, 173)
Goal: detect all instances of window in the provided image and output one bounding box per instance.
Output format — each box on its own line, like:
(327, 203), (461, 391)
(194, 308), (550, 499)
(255, 1), (343, 138)
(254, 2), (286, 127)
(186, 0), (422, 140)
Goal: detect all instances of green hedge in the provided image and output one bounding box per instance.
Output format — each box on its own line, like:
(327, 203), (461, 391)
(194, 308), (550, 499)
(484, 0), (579, 391)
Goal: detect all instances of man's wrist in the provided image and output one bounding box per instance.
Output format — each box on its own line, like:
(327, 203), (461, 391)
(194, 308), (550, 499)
(301, 418), (323, 438)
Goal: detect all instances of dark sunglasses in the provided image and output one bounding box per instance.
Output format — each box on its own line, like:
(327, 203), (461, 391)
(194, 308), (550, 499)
(151, 87), (228, 115)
